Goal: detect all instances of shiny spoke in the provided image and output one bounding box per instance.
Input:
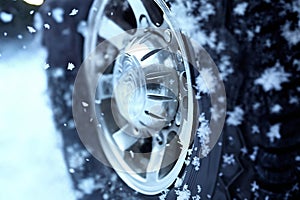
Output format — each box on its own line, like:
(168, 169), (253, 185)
(98, 16), (131, 49)
(112, 124), (139, 151)
(96, 74), (114, 101)
(127, 0), (152, 28)
(145, 136), (166, 181)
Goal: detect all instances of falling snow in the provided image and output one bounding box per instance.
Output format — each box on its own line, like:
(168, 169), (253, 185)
(0, 11), (13, 23)
(267, 124), (281, 143)
(191, 156), (201, 171)
(226, 106), (244, 126)
(52, 7), (64, 23)
(69, 9), (79, 16)
(254, 62), (291, 92)
(67, 62), (76, 70)
(222, 153), (236, 165)
(233, 2), (248, 16)
(271, 104), (282, 113)
(27, 26), (37, 33)
(175, 184), (191, 200)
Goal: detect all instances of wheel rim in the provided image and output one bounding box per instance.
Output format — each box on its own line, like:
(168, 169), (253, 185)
(83, 0), (199, 195)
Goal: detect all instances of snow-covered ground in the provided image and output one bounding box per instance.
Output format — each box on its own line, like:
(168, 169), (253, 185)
(0, 35), (75, 200)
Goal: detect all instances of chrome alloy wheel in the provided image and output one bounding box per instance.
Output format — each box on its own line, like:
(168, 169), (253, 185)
(83, 0), (199, 195)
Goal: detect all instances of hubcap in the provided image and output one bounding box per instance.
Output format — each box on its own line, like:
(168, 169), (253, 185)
(83, 0), (199, 195)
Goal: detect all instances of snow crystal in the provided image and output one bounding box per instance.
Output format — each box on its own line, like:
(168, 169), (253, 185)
(210, 105), (225, 122)
(174, 177), (183, 188)
(293, 59), (300, 71)
(171, 0), (217, 48)
(82, 101), (89, 107)
(271, 104), (282, 113)
(240, 147), (248, 155)
(251, 125), (260, 134)
(267, 124), (281, 143)
(44, 63), (50, 69)
(254, 61), (291, 92)
(249, 146), (259, 161)
(17, 34), (23, 39)
(226, 106), (244, 126)
(29, 10), (35, 15)
(44, 23), (50, 29)
(197, 185), (202, 193)
(234, 2), (248, 16)
(197, 113), (211, 157)
(52, 8), (64, 23)
(0, 11), (13, 23)
(68, 149), (89, 169)
(195, 67), (217, 95)
(289, 96), (299, 104)
(69, 9), (79, 16)
(191, 156), (201, 171)
(251, 181), (259, 192)
(159, 189), (170, 200)
(281, 21), (300, 46)
(27, 26), (37, 33)
(192, 195), (201, 200)
(67, 62), (76, 70)
(222, 153), (235, 165)
(218, 55), (234, 80)
(175, 184), (191, 200)
(78, 177), (103, 195)
(69, 168), (75, 173)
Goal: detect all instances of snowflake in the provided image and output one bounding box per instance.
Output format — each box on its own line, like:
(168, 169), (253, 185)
(191, 156), (201, 171)
(271, 104), (282, 113)
(67, 62), (76, 70)
(159, 189), (170, 200)
(174, 177), (183, 188)
(251, 125), (260, 134)
(69, 8), (79, 16)
(234, 2), (248, 16)
(254, 61), (291, 92)
(281, 21), (300, 46)
(0, 11), (13, 23)
(195, 67), (217, 95)
(240, 146), (248, 155)
(222, 153), (235, 165)
(197, 113), (211, 157)
(197, 185), (202, 193)
(44, 63), (50, 69)
(27, 26), (36, 33)
(249, 146), (259, 161)
(210, 105), (225, 122)
(78, 177), (103, 195)
(81, 101), (89, 107)
(267, 124), (281, 143)
(251, 181), (259, 192)
(175, 184), (191, 200)
(44, 23), (50, 29)
(226, 106), (244, 126)
(68, 148), (89, 169)
(52, 7), (64, 23)
(289, 96), (299, 104)
(192, 195), (201, 200)
(218, 55), (234, 81)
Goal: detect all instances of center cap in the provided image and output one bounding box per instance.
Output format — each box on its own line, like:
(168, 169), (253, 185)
(113, 53), (179, 132)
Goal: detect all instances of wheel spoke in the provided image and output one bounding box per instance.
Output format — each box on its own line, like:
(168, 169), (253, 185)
(98, 16), (131, 49)
(145, 136), (166, 181)
(112, 124), (139, 151)
(96, 74), (114, 101)
(127, 0), (152, 28)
